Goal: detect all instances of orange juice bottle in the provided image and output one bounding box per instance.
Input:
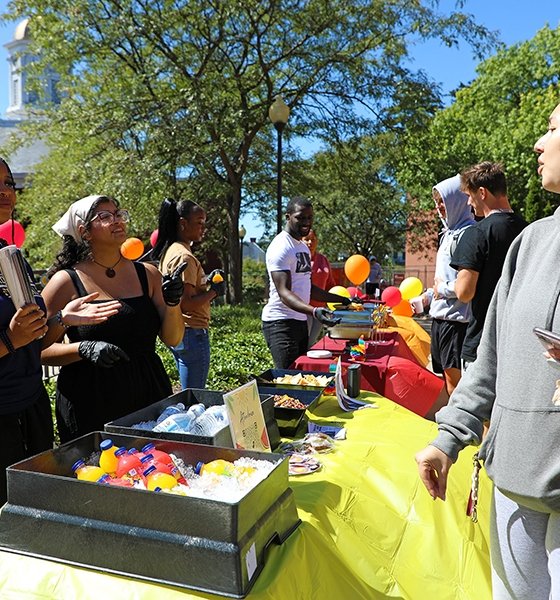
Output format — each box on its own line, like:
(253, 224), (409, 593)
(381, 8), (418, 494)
(99, 439), (119, 475)
(72, 459), (106, 482)
(143, 465), (178, 491)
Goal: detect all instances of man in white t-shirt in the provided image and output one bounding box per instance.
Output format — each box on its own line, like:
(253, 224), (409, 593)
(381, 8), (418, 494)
(262, 197), (350, 368)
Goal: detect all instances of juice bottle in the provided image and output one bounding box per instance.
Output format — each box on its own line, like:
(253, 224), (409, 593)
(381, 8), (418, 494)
(72, 459), (106, 482)
(99, 439), (119, 475)
(141, 444), (185, 483)
(141, 442), (173, 465)
(143, 465), (178, 491)
(195, 459), (235, 476)
(114, 447), (143, 480)
(97, 474), (134, 488)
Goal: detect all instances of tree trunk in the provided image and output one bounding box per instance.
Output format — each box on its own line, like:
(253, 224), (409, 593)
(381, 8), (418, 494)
(226, 184), (243, 305)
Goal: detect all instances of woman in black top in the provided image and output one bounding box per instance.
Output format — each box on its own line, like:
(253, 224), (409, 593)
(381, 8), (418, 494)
(0, 161), (120, 503)
(41, 195), (185, 442)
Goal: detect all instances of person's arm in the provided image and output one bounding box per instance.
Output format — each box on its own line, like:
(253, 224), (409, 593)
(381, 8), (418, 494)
(454, 268), (479, 303)
(0, 303), (47, 358)
(271, 270), (314, 316)
(416, 235), (522, 501)
(40, 271), (122, 366)
(310, 284), (351, 305)
(144, 263), (184, 347)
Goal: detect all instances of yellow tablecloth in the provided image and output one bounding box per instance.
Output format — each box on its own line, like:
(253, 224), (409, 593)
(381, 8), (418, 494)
(0, 393), (491, 599)
(383, 315), (431, 367)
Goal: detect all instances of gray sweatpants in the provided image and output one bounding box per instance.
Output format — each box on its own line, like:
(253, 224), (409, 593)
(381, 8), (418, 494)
(491, 487), (560, 599)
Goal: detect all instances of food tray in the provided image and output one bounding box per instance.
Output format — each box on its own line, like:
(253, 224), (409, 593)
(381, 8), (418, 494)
(255, 368), (333, 391)
(257, 385), (322, 437)
(105, 388), (281, 451)
(0, 432), (300, 598)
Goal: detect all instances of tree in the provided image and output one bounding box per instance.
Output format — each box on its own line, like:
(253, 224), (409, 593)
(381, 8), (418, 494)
(5, 0), (494, 301)
(396, 25), (560, 223)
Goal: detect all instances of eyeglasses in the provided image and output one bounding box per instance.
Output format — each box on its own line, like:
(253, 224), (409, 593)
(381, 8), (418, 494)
(90, 209), (130, 224)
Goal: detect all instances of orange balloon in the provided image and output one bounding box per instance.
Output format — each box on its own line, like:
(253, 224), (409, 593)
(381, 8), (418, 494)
(344, 255), (370, 285)
(391, 297), (414, 317)
(121, 237), (144, 260)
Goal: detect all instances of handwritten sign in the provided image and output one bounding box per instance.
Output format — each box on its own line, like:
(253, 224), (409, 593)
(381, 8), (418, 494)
(223, 380), (271, 452)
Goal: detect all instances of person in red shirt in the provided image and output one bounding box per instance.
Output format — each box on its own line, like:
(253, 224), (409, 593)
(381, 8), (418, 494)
(302, 229), (336, 347)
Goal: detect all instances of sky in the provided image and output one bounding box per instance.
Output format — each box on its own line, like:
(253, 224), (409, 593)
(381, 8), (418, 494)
(1, 0), (559, 240)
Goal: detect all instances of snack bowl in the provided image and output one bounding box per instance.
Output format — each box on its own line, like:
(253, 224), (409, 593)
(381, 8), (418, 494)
(257, 386), (322, 437)
(255, 368), (333, 391)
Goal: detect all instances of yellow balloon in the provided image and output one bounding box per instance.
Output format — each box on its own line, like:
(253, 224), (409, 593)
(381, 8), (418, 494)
(399, 277), (423, 301)
(327, 286), (351, 311)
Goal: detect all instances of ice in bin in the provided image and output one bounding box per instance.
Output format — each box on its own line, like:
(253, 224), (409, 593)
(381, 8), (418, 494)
(0, 431), (300, 598)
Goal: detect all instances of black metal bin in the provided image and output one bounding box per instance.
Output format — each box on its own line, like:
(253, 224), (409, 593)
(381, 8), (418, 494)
(258, 385), (322, 436)
(0, 431), (300, 598)
(105, 388), (281, 451)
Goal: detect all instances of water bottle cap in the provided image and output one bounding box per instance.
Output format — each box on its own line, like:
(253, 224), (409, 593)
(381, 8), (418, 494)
(140, 454), (154, 463)
(71, 459), (86, 472)
(141, 443), (155, 453)
(100, 439), (113, 451)
(194, 461), (204, 475)
(114, 447), (127, 457)
(143, 465), (156, 477)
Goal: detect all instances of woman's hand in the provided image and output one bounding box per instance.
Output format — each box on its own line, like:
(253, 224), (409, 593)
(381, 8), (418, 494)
(9, 304), (48, 348)
(60, 292), (121, 327)
(415, 445), (453, 501)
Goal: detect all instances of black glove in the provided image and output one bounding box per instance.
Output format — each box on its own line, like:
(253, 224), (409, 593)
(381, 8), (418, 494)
(162, 262), (187, 306)
(313, 307), (341, 327)
(339, 296), (352, 306)
(208, 269), (226, 297)
(78, 340), (130, 368)
(349, 296), (364, 305)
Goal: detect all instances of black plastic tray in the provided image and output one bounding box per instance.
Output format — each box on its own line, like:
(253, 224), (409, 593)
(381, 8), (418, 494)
(0, 431), (300, 598)
(105, 388), (281, 451)
(258, 385), (322, 437)
(255, 368), (333, 392)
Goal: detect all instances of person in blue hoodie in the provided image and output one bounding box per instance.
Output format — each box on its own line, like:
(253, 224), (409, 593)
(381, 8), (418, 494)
(422, 174), (474, 399)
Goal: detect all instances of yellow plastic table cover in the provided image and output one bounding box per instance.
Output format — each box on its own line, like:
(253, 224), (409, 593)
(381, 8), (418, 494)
(382, 315), (432, 367)
(0, 393), (491, 599)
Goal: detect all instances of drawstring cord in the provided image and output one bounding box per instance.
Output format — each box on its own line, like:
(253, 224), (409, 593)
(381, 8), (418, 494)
(467, 452), (482, 523)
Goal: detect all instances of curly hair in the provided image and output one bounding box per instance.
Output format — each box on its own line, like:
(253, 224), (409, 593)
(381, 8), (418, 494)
(48, 195), (118, 277)
(151, 197), (202, 262)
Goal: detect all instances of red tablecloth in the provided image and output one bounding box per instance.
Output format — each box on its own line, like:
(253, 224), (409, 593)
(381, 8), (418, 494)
(292, 332), (444, 417)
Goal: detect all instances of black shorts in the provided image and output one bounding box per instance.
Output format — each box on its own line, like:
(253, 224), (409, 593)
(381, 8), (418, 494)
(430, 318), (468, 374)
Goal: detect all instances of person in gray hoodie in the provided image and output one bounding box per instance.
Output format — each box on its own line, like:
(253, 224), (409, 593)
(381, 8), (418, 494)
(415, 102), (560, 599)
(423, 175), (474, 398)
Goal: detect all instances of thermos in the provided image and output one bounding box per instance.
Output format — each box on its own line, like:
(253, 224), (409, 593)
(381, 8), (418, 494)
(347, 364), (361, 398)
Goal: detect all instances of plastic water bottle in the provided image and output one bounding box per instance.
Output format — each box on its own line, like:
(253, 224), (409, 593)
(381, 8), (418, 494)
(72, 459), (106, 482)
(143, 465), (178, 491)
(189, 405), (228, 437)
(99, 439), (119, 475)
(153, 403), (206, 433)
(156, 402), (186, 424)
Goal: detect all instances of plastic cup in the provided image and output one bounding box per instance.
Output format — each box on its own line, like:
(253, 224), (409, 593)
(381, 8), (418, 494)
(410, 296), (424, 314)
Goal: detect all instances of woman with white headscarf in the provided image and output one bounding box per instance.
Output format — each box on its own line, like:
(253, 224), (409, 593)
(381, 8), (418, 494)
(41, 194), (185, 442)
(0, 160), (120, 503)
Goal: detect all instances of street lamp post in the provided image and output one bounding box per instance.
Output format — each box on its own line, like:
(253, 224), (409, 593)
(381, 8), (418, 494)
(239, 224), (246, 302)
(269, 96), (290, 234)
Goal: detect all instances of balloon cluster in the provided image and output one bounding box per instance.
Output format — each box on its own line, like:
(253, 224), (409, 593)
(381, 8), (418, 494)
(380, 276), (424, 318)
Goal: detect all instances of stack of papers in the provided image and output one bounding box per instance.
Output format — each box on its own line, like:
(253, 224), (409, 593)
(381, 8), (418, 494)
(334, 358), (377, 411)
(0, 245), (35, 308)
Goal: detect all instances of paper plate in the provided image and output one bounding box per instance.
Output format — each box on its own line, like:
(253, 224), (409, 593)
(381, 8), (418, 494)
(306, 350), (332, 359)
